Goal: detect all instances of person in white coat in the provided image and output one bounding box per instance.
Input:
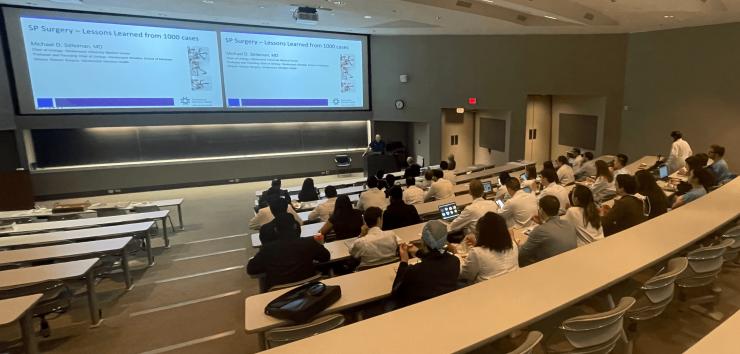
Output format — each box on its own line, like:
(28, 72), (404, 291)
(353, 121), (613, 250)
(665, 131), (692, 175)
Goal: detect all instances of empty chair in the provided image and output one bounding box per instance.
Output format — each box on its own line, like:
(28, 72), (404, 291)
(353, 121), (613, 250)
(676, 238), (734, 321)
(267, 274), (323, 292)
(508, 331), (543, 354)
(0, 217), (33, 226)
(335, 155), (352, 177)
(133, 205), (175, 233)
(47, 214), (81, 221)
(0, 281), (74, 338)
(264, 314), (345, 349)
(543, 297), (635, 354)
(718, 226), (740, 265)
(95, 208), (127, 217)
(354, 257), (400, 272)
(623, 257), (688, 354)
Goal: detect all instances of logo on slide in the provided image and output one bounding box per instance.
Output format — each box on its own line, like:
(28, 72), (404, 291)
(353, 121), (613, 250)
(180, 97), (190, 105)
(333, 98), (339, 106)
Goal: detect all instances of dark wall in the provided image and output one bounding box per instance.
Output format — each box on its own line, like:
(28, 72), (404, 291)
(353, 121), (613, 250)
(622, 22), (740, 169)
(0, 130), (20, 171)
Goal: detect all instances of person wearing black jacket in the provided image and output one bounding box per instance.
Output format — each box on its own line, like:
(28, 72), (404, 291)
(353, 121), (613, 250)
(297, 178), (320, 202)
(601, 175), (648, 236)
(635, 170), (668, 220)
(258, 179), (291, 209)
(404, 157), (421, 178)
(389, 220), (459, 310)
(258, 198), (298, 245)
(382, 186), (421, 231)
(247, 213), (330, 290)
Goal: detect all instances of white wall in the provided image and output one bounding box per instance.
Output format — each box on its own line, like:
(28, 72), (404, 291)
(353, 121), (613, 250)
(474, 109), (511, 167)
(550, 95), (607, 159)
(440, 109), (474, 168)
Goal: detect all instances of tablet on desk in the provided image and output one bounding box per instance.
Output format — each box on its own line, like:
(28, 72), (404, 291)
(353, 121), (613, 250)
(482, 181), (493, 193)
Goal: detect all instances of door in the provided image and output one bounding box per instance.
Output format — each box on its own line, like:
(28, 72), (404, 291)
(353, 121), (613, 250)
(524, 95), (552, 163)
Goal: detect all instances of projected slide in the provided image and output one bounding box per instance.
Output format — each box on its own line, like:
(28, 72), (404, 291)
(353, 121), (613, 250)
(220, 31), (364, 109)
(19, 16), (223, 109)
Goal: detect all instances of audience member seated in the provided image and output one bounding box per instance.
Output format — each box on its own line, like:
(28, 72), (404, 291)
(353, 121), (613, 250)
(402, 176), (425, 205)
(708, 144), (730, 181)
(518, 196), (577, 266)
(574, 152), (597, 181)
(570, 148), (584, 170)
(448, 154), (456, 170)
(612, 154), (631, 177)
(695, 153), (720, 187)
(555, 156), (576, 186)
(450, 212), (519, 284)
(497, 178), (538, 229)
(672, 168), (712, 209)
(450, 180), (500, 236)
(389, 220), (460, 310)
(357, 176), (389, 211)
(247, 214), (330, 290)
(634, 170), (668, 219)
(319, 195), (364, 240)
(404, 157), (422, 178)
(494, 172), (512, 204)
(585, 160), (616, 202)
(521, 165), (539, 193)
(307, 185), (337, 222)
(255, 198), (305, 244)
(441, 161), (455, 181)
(538, 169), (569, 216)
(349, 207), (402, 268)
(600, 175), (648, 236)
(383, 186), (421, 231)
(419, 169), (434, 189)
(424, 169), (454, 202)
(257, 179), (291, 209)
(249, 193), (303, 231)
(375, 170), (388, 191)
(297, 177), (320, 202)
(564, 185), (604, 247)
(384, 174), (398, 197)
(542, 160), (556, 172)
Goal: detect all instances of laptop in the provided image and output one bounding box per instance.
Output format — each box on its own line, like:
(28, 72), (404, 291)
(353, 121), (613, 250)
(482, 181), (493, 193)
(438, 202), (460, 222)
(659, 165), (669, 179)
(495, 199), (505, 209)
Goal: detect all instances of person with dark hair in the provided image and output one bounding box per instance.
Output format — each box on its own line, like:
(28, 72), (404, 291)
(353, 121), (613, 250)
(666, 131), (693, 174)
(574, 152), (597, 181)
(613, 154), (630, 177)
(538, 169), (569, 215)
(672, 168), (712, 209)
(404, 156), (421, 178)
(319, 195), (364, 240)
(376, 170), (388, 190)
(449, 212), (518, 284)
(420, 169), (435, 189)
(441, 161), (455, 181)
(255, 198), (304, 245)
(696, 153), (720, 186)
(682, 154), (719, 187)
(635, 170), (668, 219)
(521, 165), (539, 193)
(494, 172), (513, 204)
(424, 169), (453, 202)
(564, 185), (604, 247)
(297, 178), (319, 202)
(447, 154), (456, 170)
(600, 174), (648, 236)
(708, 144), (729, 181)
(247, 215), (330, 290)
(518, 196), (577, 266)
(357, 176), (388, 211)
(586, 160), (616, 202)
(450, 180), (500, 236)
(570, 148), (584, 170)
(543, 160), (556, 172)
(382, 186), (421, 231)
(307, 185), (337, 222)
(249, 192), (303, 231)
(555, 156), (575, 186)
(497, 178), (537, 229)
(390, 220), (460, 310)
(257, 178), (291, 209)
(349, 207), (402, 268)
(384, 174), (397, 197)
(403, 176), (425, 205)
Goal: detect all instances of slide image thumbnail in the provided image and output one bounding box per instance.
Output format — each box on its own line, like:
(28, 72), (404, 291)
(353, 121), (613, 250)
(191, 77), (213, 91)
(341, 80), (356, 93)
(340, 54), (355, 69)
(189, 46), (210, 76)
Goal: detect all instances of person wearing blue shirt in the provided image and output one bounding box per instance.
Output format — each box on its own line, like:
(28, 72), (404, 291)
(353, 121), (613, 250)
(672, 168), (712, 209)
(363, 134), (387, 156)
(708, 144), (730, 181)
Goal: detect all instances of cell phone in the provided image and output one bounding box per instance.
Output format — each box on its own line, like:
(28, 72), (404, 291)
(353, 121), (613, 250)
(496, 200), (504, 208)
(524, 230), (531, 236)
(596, 203), (602, 208)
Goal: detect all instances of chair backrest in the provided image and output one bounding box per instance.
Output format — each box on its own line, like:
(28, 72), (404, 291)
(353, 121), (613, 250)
(96, 208), (127, 217)
(720, 226), (740, 262)
(354, 257), (400, 272)
(133, 205), (161, 213)
(641, 257), (688, 304)
(265, 314), (345, 349)
(560, 297), (635, 349)
(268, 273), (323, 292)
(507, 331), (543, 354)
(47, 214), (81, 221)
(686, 239), (733, 273)
(335, 155), (349, 164)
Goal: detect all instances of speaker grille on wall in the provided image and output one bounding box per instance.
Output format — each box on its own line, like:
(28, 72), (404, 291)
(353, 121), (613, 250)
(456, 0), (472, 8)
(517, 15), (527, 21)
(584, 13), (595, 20)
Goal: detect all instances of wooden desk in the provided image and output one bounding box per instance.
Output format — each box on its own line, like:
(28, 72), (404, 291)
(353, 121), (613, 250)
(251, 222), (325, 248)
(257, 178), (740, 354)
(0, 259), (103, 327)
(683, 310), (740, 353)
(415, 194), (474, 216)
(0, 237), (135, 291)
(0, 222), (156, 266)
(453, 163), (495, 176)
(0, 294), (42, 354)
(321, 186), (364, 198)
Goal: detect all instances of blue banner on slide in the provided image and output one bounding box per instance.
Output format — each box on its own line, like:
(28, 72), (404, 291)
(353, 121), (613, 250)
(54, 98), (175, 108)
(240, 99), (328, 107)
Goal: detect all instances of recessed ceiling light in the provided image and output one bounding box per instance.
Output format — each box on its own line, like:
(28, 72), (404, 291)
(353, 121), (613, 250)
(436, 17), (441, 19)
(664, 15), (674, 18)
(334, 1), (345, 4)
(331, 13), (335, 15)
(260, 6), (264, 8)
(364, 15), (371, 18)
(203, 0), (214, 3)
(544, 15), (556, 19)
(158, 13), (167, 17)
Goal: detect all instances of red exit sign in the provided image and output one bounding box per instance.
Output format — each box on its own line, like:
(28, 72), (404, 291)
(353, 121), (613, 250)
(469, 98), (477, 104)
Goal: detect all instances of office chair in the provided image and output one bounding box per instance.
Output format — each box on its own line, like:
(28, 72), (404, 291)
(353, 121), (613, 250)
(508, 331), (543, 354)
(95, 208), (127, 217)
(335, 155), (352, 177)
(543, 297), (635, 354)
(623, 257), (688, 354)
(718, 226), (740, 267)
(264, 314), (345, 349)
(132, 205), (176, 233)
(676, 239), (733, 321)
(267, 273), (324, 293)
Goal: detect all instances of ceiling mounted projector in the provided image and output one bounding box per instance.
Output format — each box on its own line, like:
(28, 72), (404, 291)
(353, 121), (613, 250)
(293, 6), (319, 25)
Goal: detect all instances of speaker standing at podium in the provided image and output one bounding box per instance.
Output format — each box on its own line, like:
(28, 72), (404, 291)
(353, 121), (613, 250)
(363, 134), (387, 156)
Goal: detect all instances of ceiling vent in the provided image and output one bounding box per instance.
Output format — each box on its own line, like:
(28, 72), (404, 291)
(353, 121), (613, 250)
(516, 15), (527, 21)
(584, 13), (595, 21)
(456, 1), (473, 8)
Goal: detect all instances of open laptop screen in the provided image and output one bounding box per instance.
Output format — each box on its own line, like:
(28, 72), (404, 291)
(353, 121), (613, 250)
(482, 181), (493, 192)
(659, 165), (668, 179)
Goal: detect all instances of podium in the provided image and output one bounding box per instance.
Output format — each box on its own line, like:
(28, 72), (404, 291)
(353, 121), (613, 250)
(363, 154), (398, 177)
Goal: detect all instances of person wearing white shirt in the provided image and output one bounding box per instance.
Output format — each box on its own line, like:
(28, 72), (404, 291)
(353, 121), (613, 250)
(441, 161), (456, 183)
(494, 172), (512, 204)
(419, 169), (434, 189)
(570, 148), (584, 170)
(573, 152), (597, 181)
(497, 178), (538, 229)
(356, 176), (389, 211)
(538, 169), (570, 216)
(424, 169), (454, 202)
(449, 212), (519, 284)
(585, 160), (616, 202)
(665, 131), (693, 175)
(564, 185), (605, 247)
(611, 154), (631, 178)
(249, 204), (303, 230)
(349, 207), (402, 268)
(555, 156), (576, 186)
(519, 165), (539, 194)
(307, 185), (337, 222)
(449, 180), (500, 236)
(402, 176), (425, 205)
